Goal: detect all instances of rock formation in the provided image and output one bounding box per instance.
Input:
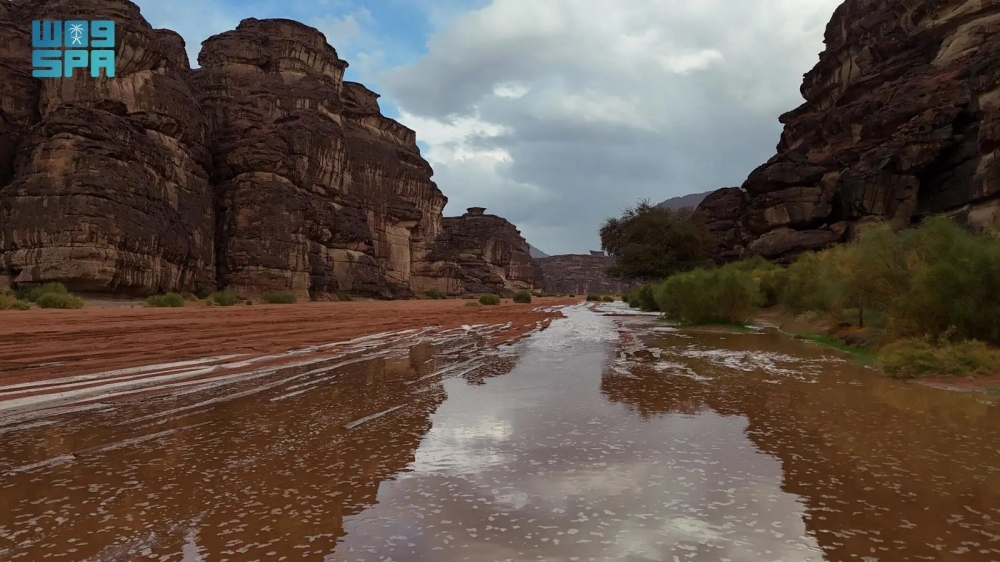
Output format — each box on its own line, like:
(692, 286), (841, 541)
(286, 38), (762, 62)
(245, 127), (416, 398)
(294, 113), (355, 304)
(538, 253), (632, 296)
(0, 0), (215, 295)
(0, 0), (534, 298)
(698, 0), (1000, 262)
(414, 207), (541, 296)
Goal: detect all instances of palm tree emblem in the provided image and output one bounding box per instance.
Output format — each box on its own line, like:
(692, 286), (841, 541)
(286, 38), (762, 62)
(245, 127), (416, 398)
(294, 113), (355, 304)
(68, 23), (85, 46)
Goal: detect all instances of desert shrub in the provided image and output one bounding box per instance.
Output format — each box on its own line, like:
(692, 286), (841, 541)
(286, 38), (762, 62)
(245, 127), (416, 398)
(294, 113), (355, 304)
(585, 294), (602, 301)
(479, 293), (500, 306)
(656, 265), (759, 324)
(512, 290), (532, 303)
(877, 338), (998, 379)
(26, 282), (68, 302)
(262, 291), (296, 304)
(621, 293), (629, 303)
(632, 284), (660, 312)
(145, 293), (186, 307)
(337, 293), (353, 302)
(425, 287), (447, 299)
(568, 294), (575, 297)
(600, 295), (613, 302)
(35, 292), (84, 309)
(0, 294), (30, 310)
(888, 218), (1000, 344)
(627, 287), (641, 308)
(465, 301), (482, 307)
(208, 289), (241, 306)
(756, 267), (789, 308)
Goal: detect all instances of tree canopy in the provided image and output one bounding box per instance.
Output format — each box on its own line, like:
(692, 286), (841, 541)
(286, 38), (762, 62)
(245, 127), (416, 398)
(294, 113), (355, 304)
(599, 200), (714, 282)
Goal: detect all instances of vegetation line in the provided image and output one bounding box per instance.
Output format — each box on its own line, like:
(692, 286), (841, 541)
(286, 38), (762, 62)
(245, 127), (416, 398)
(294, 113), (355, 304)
(605, 201), (1000, 384)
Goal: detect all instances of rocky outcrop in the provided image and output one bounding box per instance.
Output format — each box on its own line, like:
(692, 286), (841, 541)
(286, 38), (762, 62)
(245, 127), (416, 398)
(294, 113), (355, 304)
(699, 0), (1000, 262)
(414, 207), (542, 296)
(538, 253), (632, 295)
(0, 0), (215, 294)
(0, 1), (532, 299)
(194, 18), (444, 299)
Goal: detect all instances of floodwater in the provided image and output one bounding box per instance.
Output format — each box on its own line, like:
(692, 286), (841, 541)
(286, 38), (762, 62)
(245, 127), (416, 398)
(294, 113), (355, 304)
(2, 303), (1000, 561)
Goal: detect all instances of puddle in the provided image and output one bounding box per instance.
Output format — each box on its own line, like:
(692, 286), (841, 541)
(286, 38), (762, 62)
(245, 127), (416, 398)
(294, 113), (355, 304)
(1, 304), (999, 560)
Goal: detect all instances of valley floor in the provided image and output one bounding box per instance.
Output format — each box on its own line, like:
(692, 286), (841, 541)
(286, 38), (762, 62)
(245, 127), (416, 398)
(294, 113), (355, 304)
(0, 297), (576, 416)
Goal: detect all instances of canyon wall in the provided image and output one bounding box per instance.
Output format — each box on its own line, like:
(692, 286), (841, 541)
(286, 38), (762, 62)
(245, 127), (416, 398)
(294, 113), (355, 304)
(0, 0), (535, 298)
(699, 0), (1000, 262)
(538, 253), (632, 295)
(414, 207), (542, 296)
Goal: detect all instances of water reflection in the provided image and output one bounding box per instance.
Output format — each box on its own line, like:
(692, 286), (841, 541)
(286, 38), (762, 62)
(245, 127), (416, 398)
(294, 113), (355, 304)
(0, 336), (505, 560)
(604, 321), (1000, 561)
(332, 306), (824, 561)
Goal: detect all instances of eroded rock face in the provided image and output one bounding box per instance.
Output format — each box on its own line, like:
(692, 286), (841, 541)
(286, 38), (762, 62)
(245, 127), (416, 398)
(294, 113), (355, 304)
(415, 208), (542, 296)
(700, 0), (1000, 261)
(195, 18), (445, 299)
(0, 2), (478, 299)
(0, 0), (215, 294)
(538, 254), (632, 295)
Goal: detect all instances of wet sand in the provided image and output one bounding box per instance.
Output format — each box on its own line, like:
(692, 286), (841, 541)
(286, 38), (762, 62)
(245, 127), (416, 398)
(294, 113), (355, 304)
(2, 302), (1000, 560)
(0, 298), (575, 407)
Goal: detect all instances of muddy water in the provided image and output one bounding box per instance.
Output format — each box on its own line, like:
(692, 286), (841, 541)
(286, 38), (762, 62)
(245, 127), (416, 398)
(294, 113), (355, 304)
(2, 304), (1000, 561)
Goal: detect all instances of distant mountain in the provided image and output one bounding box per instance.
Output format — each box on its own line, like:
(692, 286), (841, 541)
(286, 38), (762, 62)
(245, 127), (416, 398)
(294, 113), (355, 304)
(529, 244), (549, 259)
(656, 190), (714, 210)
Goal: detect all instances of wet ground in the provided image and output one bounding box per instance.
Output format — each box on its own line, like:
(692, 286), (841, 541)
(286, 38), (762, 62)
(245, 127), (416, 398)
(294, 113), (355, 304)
(2, 302), (1000, 561)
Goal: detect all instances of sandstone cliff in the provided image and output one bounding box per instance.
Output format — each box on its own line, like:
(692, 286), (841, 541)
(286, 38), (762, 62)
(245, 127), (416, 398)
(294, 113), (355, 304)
(699, 0), (1000, 262)
(0, 1), (531, 298)
(538, 253), (632, 296)
(414, 207), (541, 296)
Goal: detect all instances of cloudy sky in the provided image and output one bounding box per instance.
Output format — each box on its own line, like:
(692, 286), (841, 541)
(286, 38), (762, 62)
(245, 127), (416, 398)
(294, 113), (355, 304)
(133, 0), (842, 255)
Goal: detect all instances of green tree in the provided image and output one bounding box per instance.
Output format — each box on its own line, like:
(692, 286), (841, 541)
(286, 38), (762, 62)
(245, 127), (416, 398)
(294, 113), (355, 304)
(599, 200), (714, 282)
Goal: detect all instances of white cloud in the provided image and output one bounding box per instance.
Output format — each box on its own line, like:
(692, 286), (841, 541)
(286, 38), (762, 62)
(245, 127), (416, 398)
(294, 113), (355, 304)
(382, 0), (842, 253)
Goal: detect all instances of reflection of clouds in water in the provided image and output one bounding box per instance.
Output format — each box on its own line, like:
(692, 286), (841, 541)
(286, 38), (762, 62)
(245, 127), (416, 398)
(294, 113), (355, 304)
(336, 307), (826, 561)
(408, 410), (513, 475)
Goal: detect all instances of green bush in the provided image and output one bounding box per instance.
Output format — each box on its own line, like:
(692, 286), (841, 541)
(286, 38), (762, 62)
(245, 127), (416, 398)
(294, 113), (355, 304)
(0, 293), (30, 310)
(630, 284), (659, 312)
(262, 291), (297, 304)
(145, 293), (186, 307)
(465, 301), (483, 307)
(512, 290), (532, 303)
(208, 289), (241, 306)
(621, 292), (630, 303)
(35, 292), (84, 309)
(656, 265), (759, 324)
(585, 294), (602, 301)
(26, 282), (68, 302)
(877, 338), (998, 379)
(479, 293), (501, 306)
(337, 293), (353, 302)
(568, 294), (575, 297)
(425, 287), (447, 299)
(602, 295), (614, 302)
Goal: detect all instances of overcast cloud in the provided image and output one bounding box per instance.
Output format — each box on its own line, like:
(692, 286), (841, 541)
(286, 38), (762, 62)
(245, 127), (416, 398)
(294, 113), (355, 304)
(381, 0), (841, 254)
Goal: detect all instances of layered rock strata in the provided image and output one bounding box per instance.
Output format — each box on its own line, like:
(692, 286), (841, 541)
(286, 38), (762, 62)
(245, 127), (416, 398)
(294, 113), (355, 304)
(538, 254), (632, 296)
(414, 207), (542, 296)
(0, 0), (215, 294)
(0, 1), (534, 298)
(698, 0), (1000, 262)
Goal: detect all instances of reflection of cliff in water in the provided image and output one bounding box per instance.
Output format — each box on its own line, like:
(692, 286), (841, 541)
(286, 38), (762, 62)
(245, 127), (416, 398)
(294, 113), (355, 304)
(2, 340), (521, 560)
(600, 330), (1000, 561)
